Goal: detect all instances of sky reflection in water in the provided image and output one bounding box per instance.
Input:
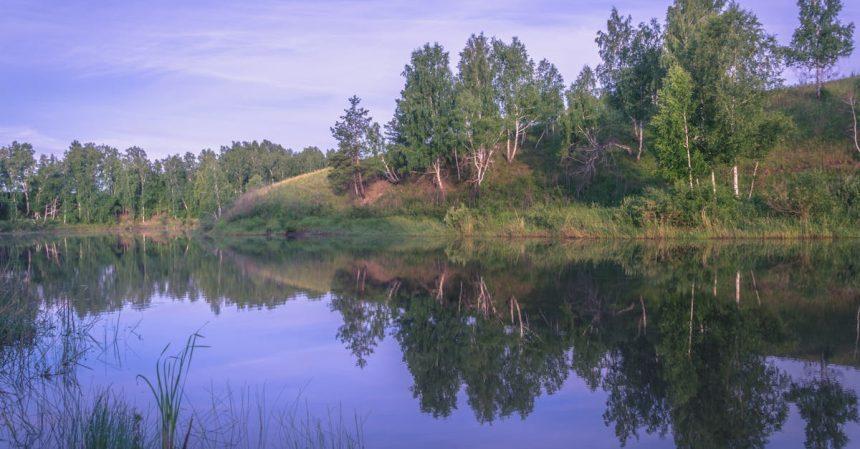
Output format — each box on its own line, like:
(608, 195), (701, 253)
(1, 236), (859, 449)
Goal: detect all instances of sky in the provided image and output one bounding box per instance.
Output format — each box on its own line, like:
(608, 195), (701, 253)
(1, 0), (858, 158)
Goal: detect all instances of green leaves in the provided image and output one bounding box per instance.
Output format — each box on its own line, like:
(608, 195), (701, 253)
(652, 64), (703, 184)
(328, 96), (379, 197)
(389, 44), (457, 173)
(788, 0), (855, 92)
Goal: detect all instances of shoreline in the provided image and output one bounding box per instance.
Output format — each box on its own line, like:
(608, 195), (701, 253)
(3, 221), (855, 241)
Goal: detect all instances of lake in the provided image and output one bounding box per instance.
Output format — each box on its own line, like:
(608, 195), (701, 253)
(1, 235), (859, 449)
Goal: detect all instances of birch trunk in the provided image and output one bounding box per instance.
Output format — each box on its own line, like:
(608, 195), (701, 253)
(735, 271), (741, 304)
(432, 157), (446, 198)
(732, 165), (739, 198)
(747, 161), (759, 199)
(683, 114), (693, 189)
(711, 170), (716, 197)
(848, 92), (860, 154)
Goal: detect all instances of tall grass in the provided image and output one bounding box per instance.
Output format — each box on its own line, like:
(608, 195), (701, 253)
(137, 332), (206, 449)
(77, 392), (146, 449)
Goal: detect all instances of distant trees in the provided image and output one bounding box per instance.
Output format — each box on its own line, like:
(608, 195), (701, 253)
(0, 142), (35, 217)
(0, 138), (326, 224)
(788, 0), (855, 97)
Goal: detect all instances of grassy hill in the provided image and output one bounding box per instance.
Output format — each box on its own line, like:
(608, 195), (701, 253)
(215, 78), (859, 239)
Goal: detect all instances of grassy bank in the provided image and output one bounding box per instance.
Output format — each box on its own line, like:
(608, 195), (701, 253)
(212, 164), (858, 239)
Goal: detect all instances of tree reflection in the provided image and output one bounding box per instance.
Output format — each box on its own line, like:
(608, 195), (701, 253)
(788, 360), (860, 449)
(2, 236), (859, 447)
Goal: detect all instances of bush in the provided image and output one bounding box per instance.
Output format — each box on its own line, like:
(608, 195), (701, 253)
(764, 170), (859, 221)
(443, 204), (476, 235)
(621, 184), (755, 228)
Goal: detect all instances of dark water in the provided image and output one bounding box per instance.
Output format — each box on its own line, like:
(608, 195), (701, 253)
(1, 235), (859, 449)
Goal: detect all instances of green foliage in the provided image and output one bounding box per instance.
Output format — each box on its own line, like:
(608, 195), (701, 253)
(388, 43), (458, 174)
(788, 0), (855, 92)
(328, 96), (379, 197)
(596, 8), (664, 153)
(763, 170), (859, 221)
(0, 137), (325, 226)
(659, 0), (792, 182)
(652, 64), (704, 184)
(561, 66), (605, 153)
(455, 34), (503, 157)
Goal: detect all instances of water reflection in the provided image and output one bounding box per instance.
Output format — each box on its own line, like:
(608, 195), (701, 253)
(1, 235), (859, 448)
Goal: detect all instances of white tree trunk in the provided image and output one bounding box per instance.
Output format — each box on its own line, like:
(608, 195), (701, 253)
(510, 119), (520, 162)
(735, 271), (741, 305)
(732, 165), (739, 198)
(432, 157), (445, 198)
(848, 91), (860, 154)
(711, 170), (716, 197)
(747, 161), (759, 199)
(683, 115), (693, 189)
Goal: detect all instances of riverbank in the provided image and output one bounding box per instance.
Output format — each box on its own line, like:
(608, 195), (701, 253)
(209, 165), (858, 240)
(0, 219), (196, 237)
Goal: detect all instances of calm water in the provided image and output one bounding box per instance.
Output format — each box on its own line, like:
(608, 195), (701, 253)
(1, 235), (859, 448)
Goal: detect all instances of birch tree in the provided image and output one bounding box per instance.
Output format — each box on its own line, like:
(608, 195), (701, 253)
(491, 37), (537, 163)
(596, 9), (664, 159)
(788, 0), (855, 98)
(456, 33), (502, 190)
(652, 65), (702, 189)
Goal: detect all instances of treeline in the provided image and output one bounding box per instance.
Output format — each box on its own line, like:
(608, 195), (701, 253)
(0, 140), (326, 224)
(327, 0), (855, 199)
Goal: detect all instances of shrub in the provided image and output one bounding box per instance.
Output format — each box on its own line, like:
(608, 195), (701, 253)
(444, 204), (476, 235)
(765, 170), (859, 221)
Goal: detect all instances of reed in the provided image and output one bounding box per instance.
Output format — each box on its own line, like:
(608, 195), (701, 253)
(138, 332), (206, 449)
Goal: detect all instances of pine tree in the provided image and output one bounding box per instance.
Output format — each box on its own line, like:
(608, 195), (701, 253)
(329, 96), (376, 198)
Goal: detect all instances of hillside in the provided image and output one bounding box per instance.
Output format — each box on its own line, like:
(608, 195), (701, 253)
(215, 78), (860, 239)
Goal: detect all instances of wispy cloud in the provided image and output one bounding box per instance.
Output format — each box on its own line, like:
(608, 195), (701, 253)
(1, 0), (857, 156)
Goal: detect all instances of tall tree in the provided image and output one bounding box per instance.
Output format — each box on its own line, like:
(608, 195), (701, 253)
(329, 95), (376, 198)
(491, 37), (537, 162)
(124, 146), (152, 221)
(652, 65), (702, 189)
(1, 141), (36, 216)
(64, 141), (103, 223)
(456, 33), (502, 189)
(664, 0), (726, 66)
(669, 2), (787, 197)
(532, 59), (566, 150)
(162, 154), (190, 218)
(32, 154), (64, 221)
(788, 0), (855, 97)
(389, 43), (458, 195)
(562, 67), (605, 153)
(194, 149), (228, 218)
(596, 9), (665, 159)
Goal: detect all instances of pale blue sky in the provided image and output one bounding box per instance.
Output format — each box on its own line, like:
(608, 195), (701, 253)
(1, 0), (858, 157)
